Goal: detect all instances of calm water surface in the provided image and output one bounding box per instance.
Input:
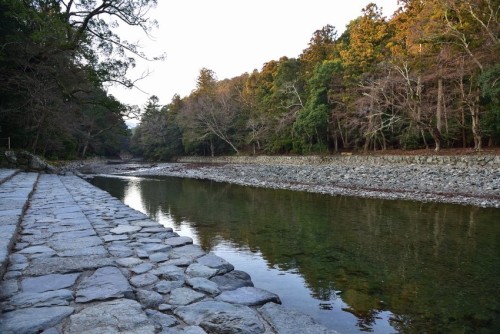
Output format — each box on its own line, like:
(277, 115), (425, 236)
(90, 175), (500, 333)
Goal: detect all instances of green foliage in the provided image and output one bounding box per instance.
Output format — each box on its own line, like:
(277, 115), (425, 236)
(293, 60), (342, 153)
(0, 0), (160, 159)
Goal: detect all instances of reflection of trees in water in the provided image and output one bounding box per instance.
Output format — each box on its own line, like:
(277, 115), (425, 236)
(91, 176), (500, 333)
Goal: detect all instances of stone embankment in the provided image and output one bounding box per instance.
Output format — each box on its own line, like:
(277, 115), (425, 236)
(0, 169), (337, 334)
(87, 155), (500, 208)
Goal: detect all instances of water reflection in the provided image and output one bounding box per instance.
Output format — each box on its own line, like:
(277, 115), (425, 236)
(90, 175), (500, 333)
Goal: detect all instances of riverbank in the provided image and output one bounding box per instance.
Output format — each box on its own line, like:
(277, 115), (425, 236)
(0, 169), (337, 333)
(75, 154), (500, 208)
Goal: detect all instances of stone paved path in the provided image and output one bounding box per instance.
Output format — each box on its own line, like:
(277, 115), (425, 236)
(0, 169), (338, 334)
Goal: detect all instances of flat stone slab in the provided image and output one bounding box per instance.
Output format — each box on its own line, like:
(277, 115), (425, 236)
(115, 257), (143, 267)
(8, 289), (73, 308)
(67, 299), (155, 334)
(136, 289), (164, 308)
(76, 266), (133, 303)
(0, 279), (19, 299)
(0, 306), (74, 334)
(154, 280), (185, 294)
(168, 287), (205, 306)
(139, 243), (172, 255)
(259, 302), (340, 334)
(17, 245), (55, 254)
(110, 225), (142, 234)
(130, 273), (159, 288)
(186, 263), (217, 279)
(49, 236), (102, 251)
(145, 309), (178, 330)
(150, 264), (186, 281)
(21, 273), (80, 293)
(165, 236), (193, 247)
(216, 287), (281, 306)
(168, 244), (205, 260)
(196, 253), (234, 275)
(131, 262), (154, 274)
(186, 277), (221, 295)
(174, 300), (265, 334)
(25, 256), (114, 276)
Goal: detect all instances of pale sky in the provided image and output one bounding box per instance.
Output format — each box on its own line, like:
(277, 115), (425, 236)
(108, 0), (400, 114)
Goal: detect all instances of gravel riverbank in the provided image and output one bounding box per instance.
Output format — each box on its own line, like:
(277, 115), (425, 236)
(74, 157), (500, 208)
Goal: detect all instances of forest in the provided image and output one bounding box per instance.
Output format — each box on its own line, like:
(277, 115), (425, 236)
(0, 0), (162, 159)
(1, 1), (499, 160)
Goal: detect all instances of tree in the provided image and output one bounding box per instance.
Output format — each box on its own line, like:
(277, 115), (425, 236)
(178, 69), (242, 156)
(0, 0), (160, 158)
(294, 60), (342, 152)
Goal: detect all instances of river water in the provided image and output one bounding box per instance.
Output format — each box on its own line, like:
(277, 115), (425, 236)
(90, 175), (500, 333)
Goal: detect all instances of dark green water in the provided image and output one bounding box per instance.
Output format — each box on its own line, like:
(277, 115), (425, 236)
(90, 175), (500, 333)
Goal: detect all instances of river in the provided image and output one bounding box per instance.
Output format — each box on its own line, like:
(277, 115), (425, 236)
(90, 174), (500, 333)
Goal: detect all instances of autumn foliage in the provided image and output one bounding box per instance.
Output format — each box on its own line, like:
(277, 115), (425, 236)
(131, 0), (499, 160)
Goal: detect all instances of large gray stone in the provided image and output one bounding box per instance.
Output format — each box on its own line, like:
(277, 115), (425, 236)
(145, 309), (178, 329)
(164, 236), (193, 247)
(185, 263), (217, 279)
(8, 289), (73, 308)
(154, 280), (184, 294)
(21, 273), (80, 293)
(136, 289), (164, 308)
(210, 270), (254, 291)
(49, 236), (102, 251)
(67, 299), (155, 334)
(0, 279), (19, 299)
(139, 243), (171, 255)
(168, 244), (205, 260)
(174, 300), (265, 334)
(0, 306), (74, 334)
(110, 225), (141, 234)
(115, 257), (143, 267)
(149, 252), (169, 263)
(25, 256), (114, 275)
(150, 264), (186, 281)
(130, 273), (159, 287)
(58, 246), (108, 257)
(168, 287), (205, 306)
(196, 253), (234, 275)
(17, 245), (55, 254)
(216, 287), (281, 306)
(76, 266), (133, 303)
(51, 229), (95, 240)
(108, 244), (134, 257)
(131, 262), (154, 274)
(20, 273), (78, 293)
(186, 277), (221, 295)
(259, 302), (340, 334)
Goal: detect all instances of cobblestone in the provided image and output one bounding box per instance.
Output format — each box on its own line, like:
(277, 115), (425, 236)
(0, 169), (338, 334)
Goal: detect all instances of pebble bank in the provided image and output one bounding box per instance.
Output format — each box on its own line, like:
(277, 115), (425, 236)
(83, 155), (500, 208)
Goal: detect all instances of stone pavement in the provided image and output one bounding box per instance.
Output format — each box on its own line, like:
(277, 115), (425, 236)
(0, 169), (338, 334)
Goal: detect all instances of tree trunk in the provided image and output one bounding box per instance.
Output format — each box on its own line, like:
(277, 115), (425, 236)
(471, 101), (482, 150)
(436, 78), (443, 133)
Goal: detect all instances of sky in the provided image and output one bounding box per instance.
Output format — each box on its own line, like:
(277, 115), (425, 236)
(108, 0), (400, 117)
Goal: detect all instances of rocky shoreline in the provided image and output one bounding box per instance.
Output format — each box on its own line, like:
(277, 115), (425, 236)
(75, 156), (500, 208)
(1, 171), (339, 333)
